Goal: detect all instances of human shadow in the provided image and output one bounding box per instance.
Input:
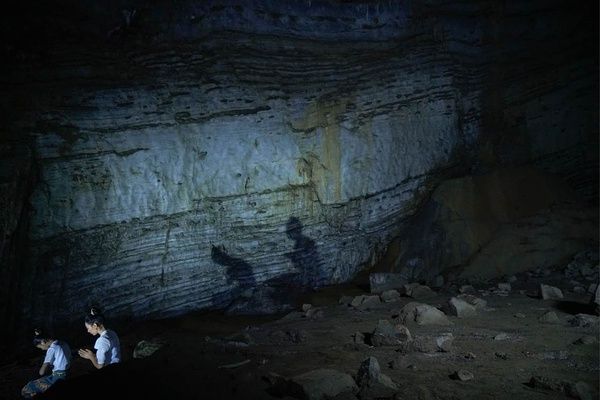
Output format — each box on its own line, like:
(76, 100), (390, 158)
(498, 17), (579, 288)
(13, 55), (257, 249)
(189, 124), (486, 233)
(211, 244), (256, 290)
(212, 244), (298, 315)
(284, 216), (324, 290)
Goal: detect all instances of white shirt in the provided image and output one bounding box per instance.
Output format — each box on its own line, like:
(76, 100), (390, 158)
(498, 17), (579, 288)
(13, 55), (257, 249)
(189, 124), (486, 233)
(44, 340), (71, 372)
(94, 330), (121, 365)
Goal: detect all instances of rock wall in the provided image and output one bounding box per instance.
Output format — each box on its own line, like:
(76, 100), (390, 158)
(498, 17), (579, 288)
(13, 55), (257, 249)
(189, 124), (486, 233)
(389, 167), (598, 283)
(0, 0), (597, 337)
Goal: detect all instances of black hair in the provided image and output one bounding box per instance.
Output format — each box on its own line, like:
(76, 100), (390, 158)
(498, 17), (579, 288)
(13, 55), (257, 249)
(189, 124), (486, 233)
(84, 306), (105, 326)
(32, 328), (50, 345)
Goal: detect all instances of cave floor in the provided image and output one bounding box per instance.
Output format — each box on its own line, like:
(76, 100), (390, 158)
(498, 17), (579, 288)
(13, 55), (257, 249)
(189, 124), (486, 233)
(1, 278), (598, 400)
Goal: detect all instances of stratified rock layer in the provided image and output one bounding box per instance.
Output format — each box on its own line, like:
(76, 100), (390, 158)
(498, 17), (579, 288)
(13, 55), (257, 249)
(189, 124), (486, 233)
(0, 0), (596, 334)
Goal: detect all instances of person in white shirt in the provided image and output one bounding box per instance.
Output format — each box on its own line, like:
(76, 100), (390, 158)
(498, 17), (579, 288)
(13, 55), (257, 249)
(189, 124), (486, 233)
(21, 329), (72, 398)
(78, 307), (121, 369)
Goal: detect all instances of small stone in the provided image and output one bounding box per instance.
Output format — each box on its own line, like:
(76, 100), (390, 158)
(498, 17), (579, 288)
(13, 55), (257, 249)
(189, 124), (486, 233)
(453, 370), (474, 381)
(457, 294), (487, 310)
(459, 285), (475, 294)
(573, 335), (597, 345)
(353, 331), (365, 344)
(133, 339), (165, 359)
(569, 314), (599, 328)
(572, 286), (586, 294)
(494, 333), (509, 341)
(494, 352), (508, 360)
(447, 297), (477, 318)
(539, 284), (564, 300)
(302, 303), (312, 312)
(464, 352), (476, 359)
(380, 289), (401, 303)
(498, 283), (511, 292)
(514, 313), (526, 318)
(538, 311), (560, 324)
(536, 351), (568, 360)
(305, 308), (324, 319)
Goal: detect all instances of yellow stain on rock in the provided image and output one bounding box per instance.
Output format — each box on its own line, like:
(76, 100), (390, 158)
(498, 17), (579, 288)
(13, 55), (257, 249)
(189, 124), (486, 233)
(292, 95), (356, 203)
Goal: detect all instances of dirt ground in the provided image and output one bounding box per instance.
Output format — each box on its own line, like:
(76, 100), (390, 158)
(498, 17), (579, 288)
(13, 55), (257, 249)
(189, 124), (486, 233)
(1, 272), (598, 400)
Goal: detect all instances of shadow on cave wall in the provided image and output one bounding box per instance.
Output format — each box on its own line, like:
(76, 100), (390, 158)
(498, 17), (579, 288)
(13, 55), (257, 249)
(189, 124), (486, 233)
(284, 216), (325, 290)
(211, 243), (299, 315)
(210, 216), (324, 315)
(211, 244), (256, 290)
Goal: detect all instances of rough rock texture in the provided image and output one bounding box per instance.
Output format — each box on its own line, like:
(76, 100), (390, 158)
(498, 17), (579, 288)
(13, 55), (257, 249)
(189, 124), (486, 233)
(390, 167), (598, 283)
(0, 0), (597, 344)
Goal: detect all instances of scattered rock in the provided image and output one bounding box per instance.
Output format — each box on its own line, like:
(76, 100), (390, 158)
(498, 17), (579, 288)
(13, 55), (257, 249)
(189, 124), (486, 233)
(493, 333), (509, 341)
(539, 284), (564, 300)
(290, 369), (358, 400)
(451, 370), (474, 381)
(513, 313), (526, 318)
(205, 333), (252, 348)
(397, 302), (451, 326)
(355, 356), (381, 388)
(459, 285), (475, 294)
(350, 295), (382, 310)
(568, 314), (599, 328)
(304, 307), (324, 319)
(133, 339), (165, 359)
(573, 286), (586, 294)
(527, 375), (564, 392)
(538, 311), (560, 324)
(356, 356), (397, 399)
(353, 331), (365, 342)
(403, 283), (436, 300)
(528, 376), (594, 399)
(380, 289), (401, 303)
(371, 320), (412, 347)
(573, 335), (597, 345)
(536, 351), (569, 360)
(498, 283), (511, 292)
(494, 352), (508, 360)
(447, 297), (477, 318)
(269, 329), (307, 344)
(400, 333), (454, 353)
(457, 294), (487, 310)
(339, 296), (354, 306)
(369, 273), (407, 294)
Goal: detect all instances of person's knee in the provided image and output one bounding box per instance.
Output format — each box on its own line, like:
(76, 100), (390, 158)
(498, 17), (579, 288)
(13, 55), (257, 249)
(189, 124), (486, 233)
(21, 384), (34, 398)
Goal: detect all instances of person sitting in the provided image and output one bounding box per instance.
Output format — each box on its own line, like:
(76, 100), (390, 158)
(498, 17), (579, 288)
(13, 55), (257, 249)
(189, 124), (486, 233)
(21, 328), (72, 398)
(78, 307), (121, 369)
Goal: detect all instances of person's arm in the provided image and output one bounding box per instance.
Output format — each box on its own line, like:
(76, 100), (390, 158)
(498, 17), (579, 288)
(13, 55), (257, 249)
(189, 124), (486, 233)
(78, 348), (105, 369)
(40, 346), (56, 375)
(39, 362), (52, 376)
